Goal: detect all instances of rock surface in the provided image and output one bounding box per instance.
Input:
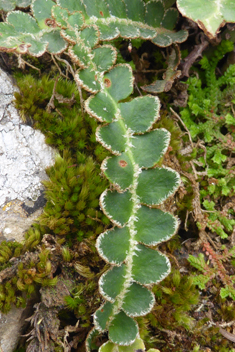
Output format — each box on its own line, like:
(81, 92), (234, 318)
(0, 68), (56, 242)
(0, 68), (56, 352)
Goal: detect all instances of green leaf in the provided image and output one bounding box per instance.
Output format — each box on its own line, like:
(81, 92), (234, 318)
(119, 96), (160, 133)
(80, 25), (100, 48)
(102, 153), (134, 191)
(220, 286), (235, 300)
(203, 200), (215, 211)
(41, 31), (67, 54)
(100, 265), (127, 301)
(97, 227), (130, 265)
(162, 8), (178, 30)
(103, 65), (133, 102)
(67, 12), (85, 28)
(225, 113), (235, 125)
(32, 0), (54, 29)
(177, 0), (235, 39)
(94, 301), (114, 331)
(122, 283), (155, 316)
(75, 66), (101, 93)
(152, 28), (188, 47)
(113, 21), (140, 38)
(21, 34), (47, 56)
(96, 121), (126, 153)
(82, 0), (110, 18)
(93, 45), (117, 72)
(107, 0), (127, 18)
(131, 129), (170, 167)
(86, 91), (117, 122)
(132, 245), (171, 284)
(7, 11), (39, 34)
(135, 206), (178, 245)
(57, 0), (87, 15)
(100, 190), (133, 226)
(69, 43), (93, 68)
(212, 149), (227, 164)
(95, 22), (120, 41)
(109, 311), (138, 345)
(145, 0), (165, 27)
(137, 168), (180, 205)
(99, 338), (145, 352)
(0, 0), (31, 11)
(85, 328), (100, 352)
(124, 0), (145, 22)
(51, 5), (69, 28)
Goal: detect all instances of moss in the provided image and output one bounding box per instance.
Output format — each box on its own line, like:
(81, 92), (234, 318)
(14, 74), (109, 163)
(40, 150), (109, 241)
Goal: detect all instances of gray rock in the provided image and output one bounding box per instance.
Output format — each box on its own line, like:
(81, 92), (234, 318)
(0, 68), (56, 242)
(0, 68), (56, 351)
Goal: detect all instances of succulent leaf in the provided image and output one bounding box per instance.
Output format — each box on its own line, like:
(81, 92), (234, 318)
(145, 0), (165, 27)
(137, 167), (180, 205)
(103, 65), (134, 102)
(177, 0), (235, 38)
(119, 96), (160, 133)
(131, 129), (170, 167)
(86, 92), (117, 122)
(122, 282), (155, 317)
(99, 264), (127, 301)
(102, 153), (134, 191)
(81, 50), (180, 348)
(32, 0), (54, 28)
(93, 45), (117, 72)
(97, 227), (130, 265)
(7, 11), (39, 34)
(0, 0), (31, 11)
(107, 0), (127, 18)
(75, 67), (101, 93)
(108, 311), (138, 345)
(100, 190), (133, 227)
(94, 301), (114, 331)
(132, 245), (171, 284)
(96, 121), (126, 153)
(98, 338), (145, 352)
(135, 206), (179, 245)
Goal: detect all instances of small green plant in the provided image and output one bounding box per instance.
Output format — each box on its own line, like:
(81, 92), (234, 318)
(188, 242), (235, 300)
(180, 40), (235, 239)
(148, 269), (199, 331)
(84, 63), (180, 350)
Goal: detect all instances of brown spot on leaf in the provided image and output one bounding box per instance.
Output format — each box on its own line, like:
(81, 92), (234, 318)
(119, 160), (128, 167)
(45, 18), (57, 27)
(18, 43), (30, 52)
(104, 78), (111, 88)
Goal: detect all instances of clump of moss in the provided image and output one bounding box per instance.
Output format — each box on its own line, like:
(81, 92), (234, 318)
(0, 248), (58, 313)
(40, 150), (110, 241)
(136, 269), (199, 350)
(149, 269), (199, 331)
(14, 74), (108, 163)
